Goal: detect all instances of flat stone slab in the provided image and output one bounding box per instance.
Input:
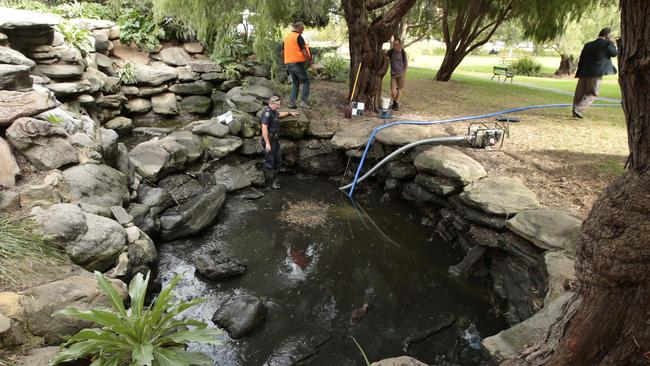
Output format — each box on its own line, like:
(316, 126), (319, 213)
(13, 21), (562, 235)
(459, 177), (540, 216)
(331, 124), (374, 150)
(414, 146), (486, 185)
(506, 208), (583, 251)
(375, 124), (438, 146)
(0, 8), (62, 29)
(482, 292), (574, 364)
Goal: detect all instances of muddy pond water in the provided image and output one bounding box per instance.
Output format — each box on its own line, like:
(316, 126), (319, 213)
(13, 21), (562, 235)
(157, 176), (506, 365)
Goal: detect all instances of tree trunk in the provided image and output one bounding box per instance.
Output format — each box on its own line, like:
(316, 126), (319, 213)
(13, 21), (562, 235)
(435, 49), (467, 81)
(554, 54), (575, 77)
(512, 1), (650, 364)
(343, 0), (417, 112)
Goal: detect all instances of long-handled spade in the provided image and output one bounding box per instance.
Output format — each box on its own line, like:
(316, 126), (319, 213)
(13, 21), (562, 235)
(344, 62), (362, 118)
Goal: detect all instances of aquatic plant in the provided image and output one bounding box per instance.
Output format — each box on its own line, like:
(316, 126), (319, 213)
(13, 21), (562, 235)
(51, 271), (222, 366)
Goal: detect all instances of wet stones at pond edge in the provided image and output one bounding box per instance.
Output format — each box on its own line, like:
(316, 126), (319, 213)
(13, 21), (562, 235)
(297, 140), (345, 176)
(202, 136), (243, 159)
(279, 112), (309, 139)
(193, 249), (247, 280)
(414, 146), (486, 185)
(370, 356), (429, 366)
(134, 63), (178, 86)
(263, 333), (332, 366)
(213, 165), (252, 192)
(212, 290), (266, 339)
(506, 208), (583, 252)
(414, 173), (461, 197)
(128, 136), (190, 179)
(189, 117), (231, 138)
(482, 292), (574, 364)
(331, 123), (375, 150)
(459, 176), (540, 216)
(159, 184), (227, 241)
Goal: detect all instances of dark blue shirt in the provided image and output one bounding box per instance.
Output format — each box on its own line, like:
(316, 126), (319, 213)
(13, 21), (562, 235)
(260, 106), (280, 135)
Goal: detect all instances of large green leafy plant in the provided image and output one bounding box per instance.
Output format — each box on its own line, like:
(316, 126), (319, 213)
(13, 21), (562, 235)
(51, 272), (222, 366)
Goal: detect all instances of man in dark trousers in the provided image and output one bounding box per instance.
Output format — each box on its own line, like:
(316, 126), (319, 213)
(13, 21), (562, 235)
(572, 27), (618, 118)
(283, 22), (312, 109)
(260, 96), (299, 189)
(387, 38), (408, 111)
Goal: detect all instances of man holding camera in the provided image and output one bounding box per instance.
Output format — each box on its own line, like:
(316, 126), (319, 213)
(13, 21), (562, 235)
(572, 27), (618, 118)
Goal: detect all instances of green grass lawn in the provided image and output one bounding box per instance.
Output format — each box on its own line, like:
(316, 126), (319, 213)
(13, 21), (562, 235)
(406, 55), (622, 100)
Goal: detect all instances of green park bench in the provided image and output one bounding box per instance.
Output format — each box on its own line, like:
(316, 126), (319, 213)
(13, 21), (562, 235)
(491, 66), (515, 83)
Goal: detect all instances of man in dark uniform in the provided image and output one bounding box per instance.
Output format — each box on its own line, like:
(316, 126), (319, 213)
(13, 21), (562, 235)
(572, 27), (618, 118)
(260, 96), (299, 189)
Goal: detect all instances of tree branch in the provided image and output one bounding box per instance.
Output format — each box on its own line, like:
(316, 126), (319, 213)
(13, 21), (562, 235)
(366, 0), (397, 11)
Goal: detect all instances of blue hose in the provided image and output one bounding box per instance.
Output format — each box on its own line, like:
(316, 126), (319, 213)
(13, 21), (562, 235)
(344, 102), (622, 197)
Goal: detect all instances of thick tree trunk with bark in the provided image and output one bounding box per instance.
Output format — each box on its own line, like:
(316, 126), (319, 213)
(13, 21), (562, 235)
(511, 1), (650, 364)
(434, 1), (512, 82)
(554, 54), (576, 77)
(343, 0), (417, 112)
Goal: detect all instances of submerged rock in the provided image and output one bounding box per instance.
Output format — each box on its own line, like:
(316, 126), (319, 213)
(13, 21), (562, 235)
(370, 357), (429, 366)
(263, 333), (331, 366)
(297, 140), (344, 176)
(193, 249), (247, 280)
(212, 290), (266, 339)
(213, 165), (251, 192)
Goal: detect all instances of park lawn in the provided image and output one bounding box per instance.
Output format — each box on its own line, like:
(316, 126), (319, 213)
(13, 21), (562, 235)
(373, 65), (628, 213)
(409, 55), (622, 99)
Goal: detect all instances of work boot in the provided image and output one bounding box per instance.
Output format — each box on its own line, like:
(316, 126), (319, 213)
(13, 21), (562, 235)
(392, 102), (399, 111)
(288, 102), (297, 109)
(299, 101), (310, 109)
(572, 110), (583, 119)
(263, 168), (275, 187)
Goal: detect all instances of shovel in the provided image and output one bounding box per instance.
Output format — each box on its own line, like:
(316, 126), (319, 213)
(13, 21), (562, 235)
(344, 62), (362, 118)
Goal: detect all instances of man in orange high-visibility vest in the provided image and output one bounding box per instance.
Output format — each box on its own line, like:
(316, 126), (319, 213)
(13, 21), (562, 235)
(283, 21), (312, 109)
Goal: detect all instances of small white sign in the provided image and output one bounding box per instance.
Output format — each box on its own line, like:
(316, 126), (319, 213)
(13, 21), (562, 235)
(217, 110), (234, 125)
(351, 102), (365, 116)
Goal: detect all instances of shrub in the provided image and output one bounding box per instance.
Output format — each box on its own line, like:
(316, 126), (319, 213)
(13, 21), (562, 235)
(223, 64), (241, 81)
(56, 21), (94, 57)
(117, 61), (137, 85)
(51, 271), (222, 366)
(510, 56), (542, 76)
(0, 215), (66, 284)
(320, 55), (349, 81)
(118, 5), (165, 51)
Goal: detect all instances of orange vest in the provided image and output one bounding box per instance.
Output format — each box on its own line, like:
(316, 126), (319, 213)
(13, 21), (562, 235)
(283, 31), (311, 64)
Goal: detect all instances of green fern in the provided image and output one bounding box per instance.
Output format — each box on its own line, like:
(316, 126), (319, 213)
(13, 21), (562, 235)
(117, 61), (138, 85)
(56, 21), (94, 57)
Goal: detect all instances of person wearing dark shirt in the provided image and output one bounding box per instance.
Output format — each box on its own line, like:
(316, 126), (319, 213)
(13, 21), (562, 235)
(260, 96), (299, 189)
(387, 38), (408, 111)
(283, 22), (312, 109)
(572, 27), (618, 118)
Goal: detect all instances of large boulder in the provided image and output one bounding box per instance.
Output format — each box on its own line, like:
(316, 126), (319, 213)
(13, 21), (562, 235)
(167, 130), (203, 163)
(0, 89), (59, 127)
(263, 333), (331, 366)
(482, 292), (574, 364)
(5, 117), (78, 170)
(0, 8), (62, 29)
(62, 164), (129, 217)
(128, 136), (189, 179)
(31, 204), (127, 271)
(414, 146), (486, 185)
(331, 124), (374, 149)
(158, 47), (192, 66)
(234, 109), (259, 138)
(104, 116), (133, 137)
(151, 92), (179, 115)
(169, 80), (213, 95)
(414, 173), (461, 197)
(213, 165), (251, 192)
(18, 170), (71, 209)
(0, 137), (20, 187)
(182, 42), (203, 54)
(297, 140), (345, 176)
(506, 208), (583, 252)
(188, 60), (221, 73)
(279, 112), (309, 139)
(212, 290), (266, 339)
(22, 272), (126, 344)
(190, 118), (231, 138)
(125, 98), (152, 114)
(227, 94), (262, 113)
(0, 64), (31, 90)
(134, 63), (178, 86)
(376, 124), (439, 146)
(458, 177), (540, 216)
(180, 95), (211, 114)
(202, 136), (243, 159)
(160, 184), (227, 240)
(127, 228), (157, 276)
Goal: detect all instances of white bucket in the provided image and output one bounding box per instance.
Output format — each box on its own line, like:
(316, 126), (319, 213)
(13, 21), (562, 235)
(380, 97), (391, 109)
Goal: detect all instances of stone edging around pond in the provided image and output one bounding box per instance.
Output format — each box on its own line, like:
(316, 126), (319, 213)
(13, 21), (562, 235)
(0, 8), (579, 365)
